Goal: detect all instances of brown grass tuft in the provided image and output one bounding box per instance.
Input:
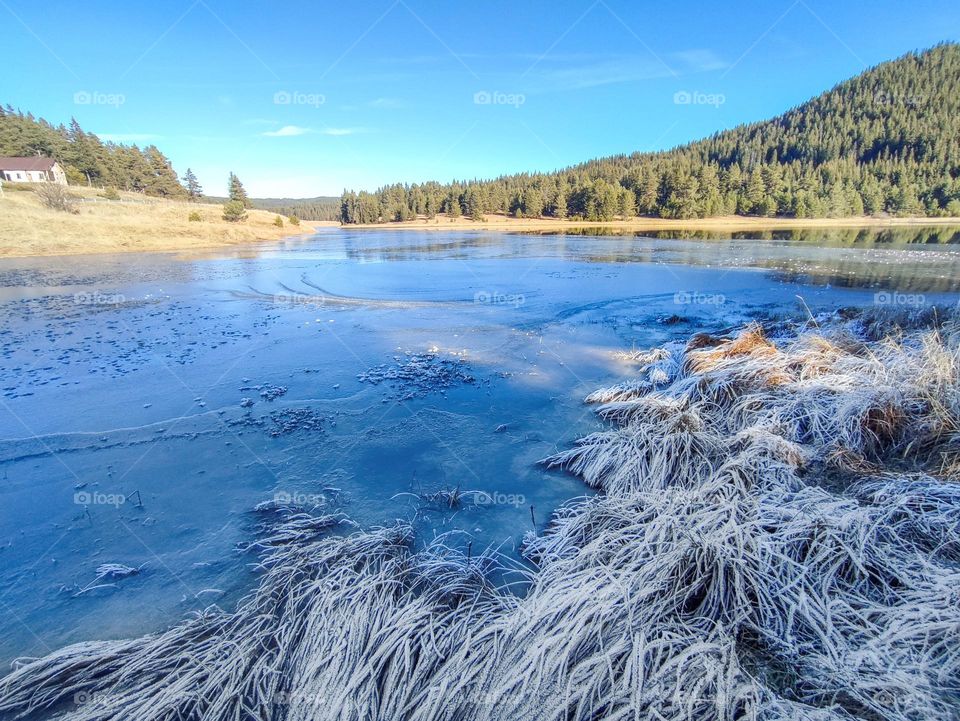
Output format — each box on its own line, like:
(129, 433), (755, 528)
(685, 325), (777, 374)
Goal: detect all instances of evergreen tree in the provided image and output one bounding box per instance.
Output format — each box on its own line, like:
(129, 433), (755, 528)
(463, 186), (485, 220)
(183, 168), (203, 201)
(445, 193), (462, 218)
(661, 168), (700, 219)
(523, 188), (545, 218)
(744, 171), (767, 215)
(228, 172), (251, 208)
(144, 146), (186, 197)
(222, 200), (247, 222)
(65, 118), (100, 185)
(550, 185), (568, 218)
(509, 192), (524, 218)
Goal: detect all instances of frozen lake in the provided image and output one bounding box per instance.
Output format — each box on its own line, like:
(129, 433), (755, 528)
(1, 226), (959, 666)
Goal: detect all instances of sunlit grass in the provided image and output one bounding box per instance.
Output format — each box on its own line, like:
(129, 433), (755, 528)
(0, 185), (318, 257)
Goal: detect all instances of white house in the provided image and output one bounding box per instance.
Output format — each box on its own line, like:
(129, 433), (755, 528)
(0, 157), (68, 185)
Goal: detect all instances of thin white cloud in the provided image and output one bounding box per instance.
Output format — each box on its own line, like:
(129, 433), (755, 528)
(369, 97), (404, 109)
(672, 49), (728, 72)
(367, 50), (727, 91)
(320, 127), (366, 136)
(532, 58), (672, 91)
(262, 125), (312, 137)
(259, 125), (369, 138)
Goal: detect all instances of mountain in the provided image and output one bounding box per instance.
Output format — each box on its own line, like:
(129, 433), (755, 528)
(341, 43), (960, 223)
(249, 196), (340, 221)
(204, 195), (341, 221)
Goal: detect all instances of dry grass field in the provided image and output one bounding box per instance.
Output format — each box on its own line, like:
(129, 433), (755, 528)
(0, 185), (326, 257)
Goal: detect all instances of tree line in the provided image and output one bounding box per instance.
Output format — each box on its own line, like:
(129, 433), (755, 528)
(0, 105), (187, 197)
(0, 107), (293, 221)
(250, 197), (340, 222)
(341, 43), (960, 224)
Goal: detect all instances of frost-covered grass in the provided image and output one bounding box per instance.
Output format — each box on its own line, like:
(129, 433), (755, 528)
(2, 307), (959, 720)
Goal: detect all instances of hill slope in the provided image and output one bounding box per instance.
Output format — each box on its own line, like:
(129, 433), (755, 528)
(0, 185), (319, 257)
(341, 43), (960, 223)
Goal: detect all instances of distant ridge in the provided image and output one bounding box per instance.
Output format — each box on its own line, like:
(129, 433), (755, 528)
(341, 43), (960, 223)
(204, 195), (341, 221)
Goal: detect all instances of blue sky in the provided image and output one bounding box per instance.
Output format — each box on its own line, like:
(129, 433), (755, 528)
(2, 0), (958, 197)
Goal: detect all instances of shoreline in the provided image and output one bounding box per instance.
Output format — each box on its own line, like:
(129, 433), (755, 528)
(345, 213), (960, 233)
(0, 221), (334, 260)
(2, 203), (959, 259)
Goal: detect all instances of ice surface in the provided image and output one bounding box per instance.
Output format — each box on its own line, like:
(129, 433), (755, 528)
(1, 226), (958, 665)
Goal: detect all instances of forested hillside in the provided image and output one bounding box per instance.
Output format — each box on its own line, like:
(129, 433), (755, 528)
(0, 106), (185, 197)
(341, 43), (960, 223)
(200, 195), (340, 221)
(252, 196), (341, 221)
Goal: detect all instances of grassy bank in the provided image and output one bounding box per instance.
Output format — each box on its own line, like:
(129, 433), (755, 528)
(2, 186), (958, 261)
(1, 307), (957, 720)
(348, 212), (960, 233)
(0, 185), (329, 258)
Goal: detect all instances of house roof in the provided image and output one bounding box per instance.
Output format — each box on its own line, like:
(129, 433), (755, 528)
(0, 157), (58, 172)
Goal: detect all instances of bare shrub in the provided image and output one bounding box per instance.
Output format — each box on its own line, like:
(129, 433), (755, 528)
(36, 183), (79, 213)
